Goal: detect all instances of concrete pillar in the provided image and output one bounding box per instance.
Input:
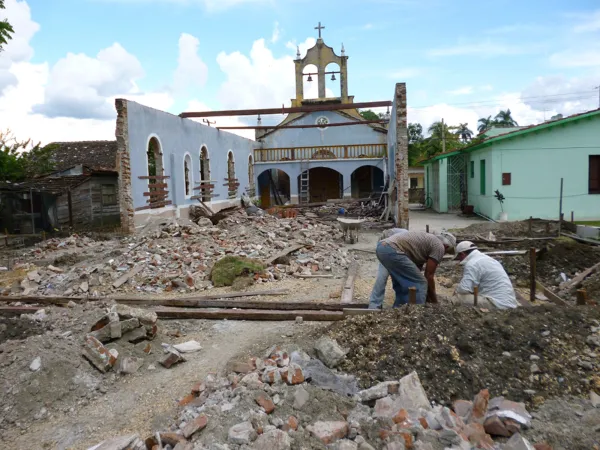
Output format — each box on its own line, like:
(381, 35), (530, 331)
(343, 172), (352, 198)
(340, 57), (349, 102)
(114, 99), (134, 233)
(394, 83), (409, 229)
(294, 60), (304, 103)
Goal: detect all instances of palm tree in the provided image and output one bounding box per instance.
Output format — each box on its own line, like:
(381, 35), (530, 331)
(477, 116), (494, 134)
(454, 123), (473, 143)
(494, 109), (518, 127)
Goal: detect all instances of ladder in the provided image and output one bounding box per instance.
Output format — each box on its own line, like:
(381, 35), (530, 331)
(299, 159), (310, 204)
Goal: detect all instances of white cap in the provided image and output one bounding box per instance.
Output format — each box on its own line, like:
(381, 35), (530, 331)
(456, 241), (477, 254)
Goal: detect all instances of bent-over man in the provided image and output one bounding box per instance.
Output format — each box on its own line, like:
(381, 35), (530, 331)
(376, 230), (456, 306)
(368, 228), (408, 309)
(453, 241), (518, 309)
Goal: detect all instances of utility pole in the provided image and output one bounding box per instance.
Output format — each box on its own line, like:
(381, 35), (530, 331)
(441, 118), (446, 153)
(595, 86), (600, 109)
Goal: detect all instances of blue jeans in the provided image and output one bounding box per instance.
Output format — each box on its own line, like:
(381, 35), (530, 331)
(368, 263), (389, 309)
(376, 242), (427, 306)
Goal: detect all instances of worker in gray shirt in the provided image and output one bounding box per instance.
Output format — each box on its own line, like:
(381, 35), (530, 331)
(368, 228), (408, 309)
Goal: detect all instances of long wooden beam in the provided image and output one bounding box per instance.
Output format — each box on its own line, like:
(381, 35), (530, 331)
(156, 308), (345, 321)
(217, 120), (387, 130)
(180, 101), (393, 118)
(116, 298), (368, 311)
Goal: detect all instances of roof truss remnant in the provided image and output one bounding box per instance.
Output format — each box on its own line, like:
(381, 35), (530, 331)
(179, 101), (393, 118)
(217, 120), (387, 130)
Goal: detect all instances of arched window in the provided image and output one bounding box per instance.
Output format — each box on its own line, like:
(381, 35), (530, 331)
(147, 136), (164, 178)
(183, 154), (192, 197)
(227, 151), (237, 198)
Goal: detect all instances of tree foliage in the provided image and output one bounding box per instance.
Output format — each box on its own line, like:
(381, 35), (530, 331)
(0, 0), (14, 51)
(477, 109), (518, 133)
(359, 109), (385, 121)
(0, 130), (56, 182)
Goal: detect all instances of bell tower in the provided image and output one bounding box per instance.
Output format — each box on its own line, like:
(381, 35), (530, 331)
(292, 22), (352, 107)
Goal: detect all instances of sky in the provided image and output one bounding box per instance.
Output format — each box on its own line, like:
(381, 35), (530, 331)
(1, 0), (599, 145)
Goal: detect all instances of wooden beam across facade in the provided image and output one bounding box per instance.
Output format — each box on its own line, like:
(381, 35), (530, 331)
(217, 120), (387, 130)
(180, 101), (393, 118)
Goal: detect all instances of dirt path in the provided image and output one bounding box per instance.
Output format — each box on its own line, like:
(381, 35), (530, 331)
(6, 319), (329, 450)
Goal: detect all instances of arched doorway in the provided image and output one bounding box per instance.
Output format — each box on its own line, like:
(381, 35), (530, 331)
(199, 146), (211, 202)
(298, 167), (343, 203)
(257, 169), (290, 208)
(351, 166), (384, 199)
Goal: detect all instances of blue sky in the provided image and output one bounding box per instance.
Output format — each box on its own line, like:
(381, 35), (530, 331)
(1, 0), (599, 144)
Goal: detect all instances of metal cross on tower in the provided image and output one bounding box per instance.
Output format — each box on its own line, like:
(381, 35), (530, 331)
(315, 22), (325, 38)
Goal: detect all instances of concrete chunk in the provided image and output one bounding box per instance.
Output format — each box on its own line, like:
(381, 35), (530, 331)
(83, 335), (117, 373)
(251, 429), (291, 450)
(182, 414), (208, 438)
(115, 303), (158, 325)
(502, 433), (535, 450)
(314, 337), (347, 368)
(306, 421), (348, 445)
(228, 421), (257, 444)
(397, 371), (430, 411)
(355, 381), (400, 402)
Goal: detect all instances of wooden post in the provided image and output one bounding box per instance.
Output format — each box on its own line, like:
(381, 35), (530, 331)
(67, 189), (74, 229)
(473, 286), (479, 306)
(408, 287), (417, 305)
(528, 216), (533, 236)
(571, 211), (574, 223)
(558, 177), (563, 237)
(426, 224), (429, 233)
(576, 289), (587, 306)
(545, 222), (550, 235)
(29, 188), (35, 234)
(529, 247), (537, 302)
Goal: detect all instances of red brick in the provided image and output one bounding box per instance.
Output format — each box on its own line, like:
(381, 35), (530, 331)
(392, 409), (409, 424)
(418, 417), (429, 429)
(282, 416), (298, 432)
(483, 415), (511, 437)
(534, 443), (553, 450)
(255, 392), (275, 414)
(191, 382), (206, 395)
(503, 418), (521, 435)
(400, 432), (413, 450)
(179, 393), (196, 406)
(461, 423), (494, 449)
(307, 421), (348, 444)
(182, 414), (208, 438)
(472, 389), (490, 422)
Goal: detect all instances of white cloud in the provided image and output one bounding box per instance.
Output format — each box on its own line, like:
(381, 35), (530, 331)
(549, 48), (600, 68)
(520, 74), (600, 114)
(271, 21), (281, 43)
(285, 37), (317, 58)
(447, 86), (473, 96)
(428, 41), (534, 57)
(95, 0), (273, 12)
(573, 9), (600, 33)
(0, 0), (39, 92)
(33, 43), (145, 119)
(173, 33), (208, 93)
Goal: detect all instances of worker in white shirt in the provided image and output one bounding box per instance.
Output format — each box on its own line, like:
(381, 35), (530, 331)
(452, 241), (518, 309)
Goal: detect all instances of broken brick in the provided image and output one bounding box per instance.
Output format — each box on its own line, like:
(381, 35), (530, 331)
(280, 364), (305, 385)
(471, 389), (490, 422)
(282, 416), (298, 432)
(503, 418), (522, 435)
(160, 350), (185, 369)
(533, 443), (553, 450)
(483, 415), (511, 437)
(254, 392), (275, 414)
(191, 382), (206, 395)
(182, 414), (208, 439)
(82, 335), (117, 373)
(306, 421), (348, 445)
(453, 399), (473, 418)
(392, 409), (409, 424)
(179, 393), (196, 406)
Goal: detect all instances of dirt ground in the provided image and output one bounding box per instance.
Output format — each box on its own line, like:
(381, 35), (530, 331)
(2, 219), (600, 449)
(329, 304), (600, 406)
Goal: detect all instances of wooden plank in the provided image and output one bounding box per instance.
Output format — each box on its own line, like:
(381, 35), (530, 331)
(117, 298), (367, 310)
(264, 243), (306, 266)
(156, 308), (345, 321)
(562, 261), (600, 292)
(191, 194), (220, 200)
(292, 273), (334, 279)
(0, 306), (41, 316)
(514, 291), (532, 308)
(0, 296), (86, 305)
(112, 264), (144, 288)
(147, 183), (168, 189)
(113, 289), (290, 302)
(343, 308), (380, 316)
(138, 175), (171, 180)
(536, 281), (568, 306)
(144, 191), (169, 197)
(341, 263), (359, 305)
(193, 184), (215, 190)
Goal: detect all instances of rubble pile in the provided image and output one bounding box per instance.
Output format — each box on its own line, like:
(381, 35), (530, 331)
(329, 304), (600, 408)
(90, 339), (554, 450)
(0, 209), (354, 297)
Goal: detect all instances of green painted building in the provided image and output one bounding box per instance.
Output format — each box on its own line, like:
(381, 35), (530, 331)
(423, 109), (600, 221)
